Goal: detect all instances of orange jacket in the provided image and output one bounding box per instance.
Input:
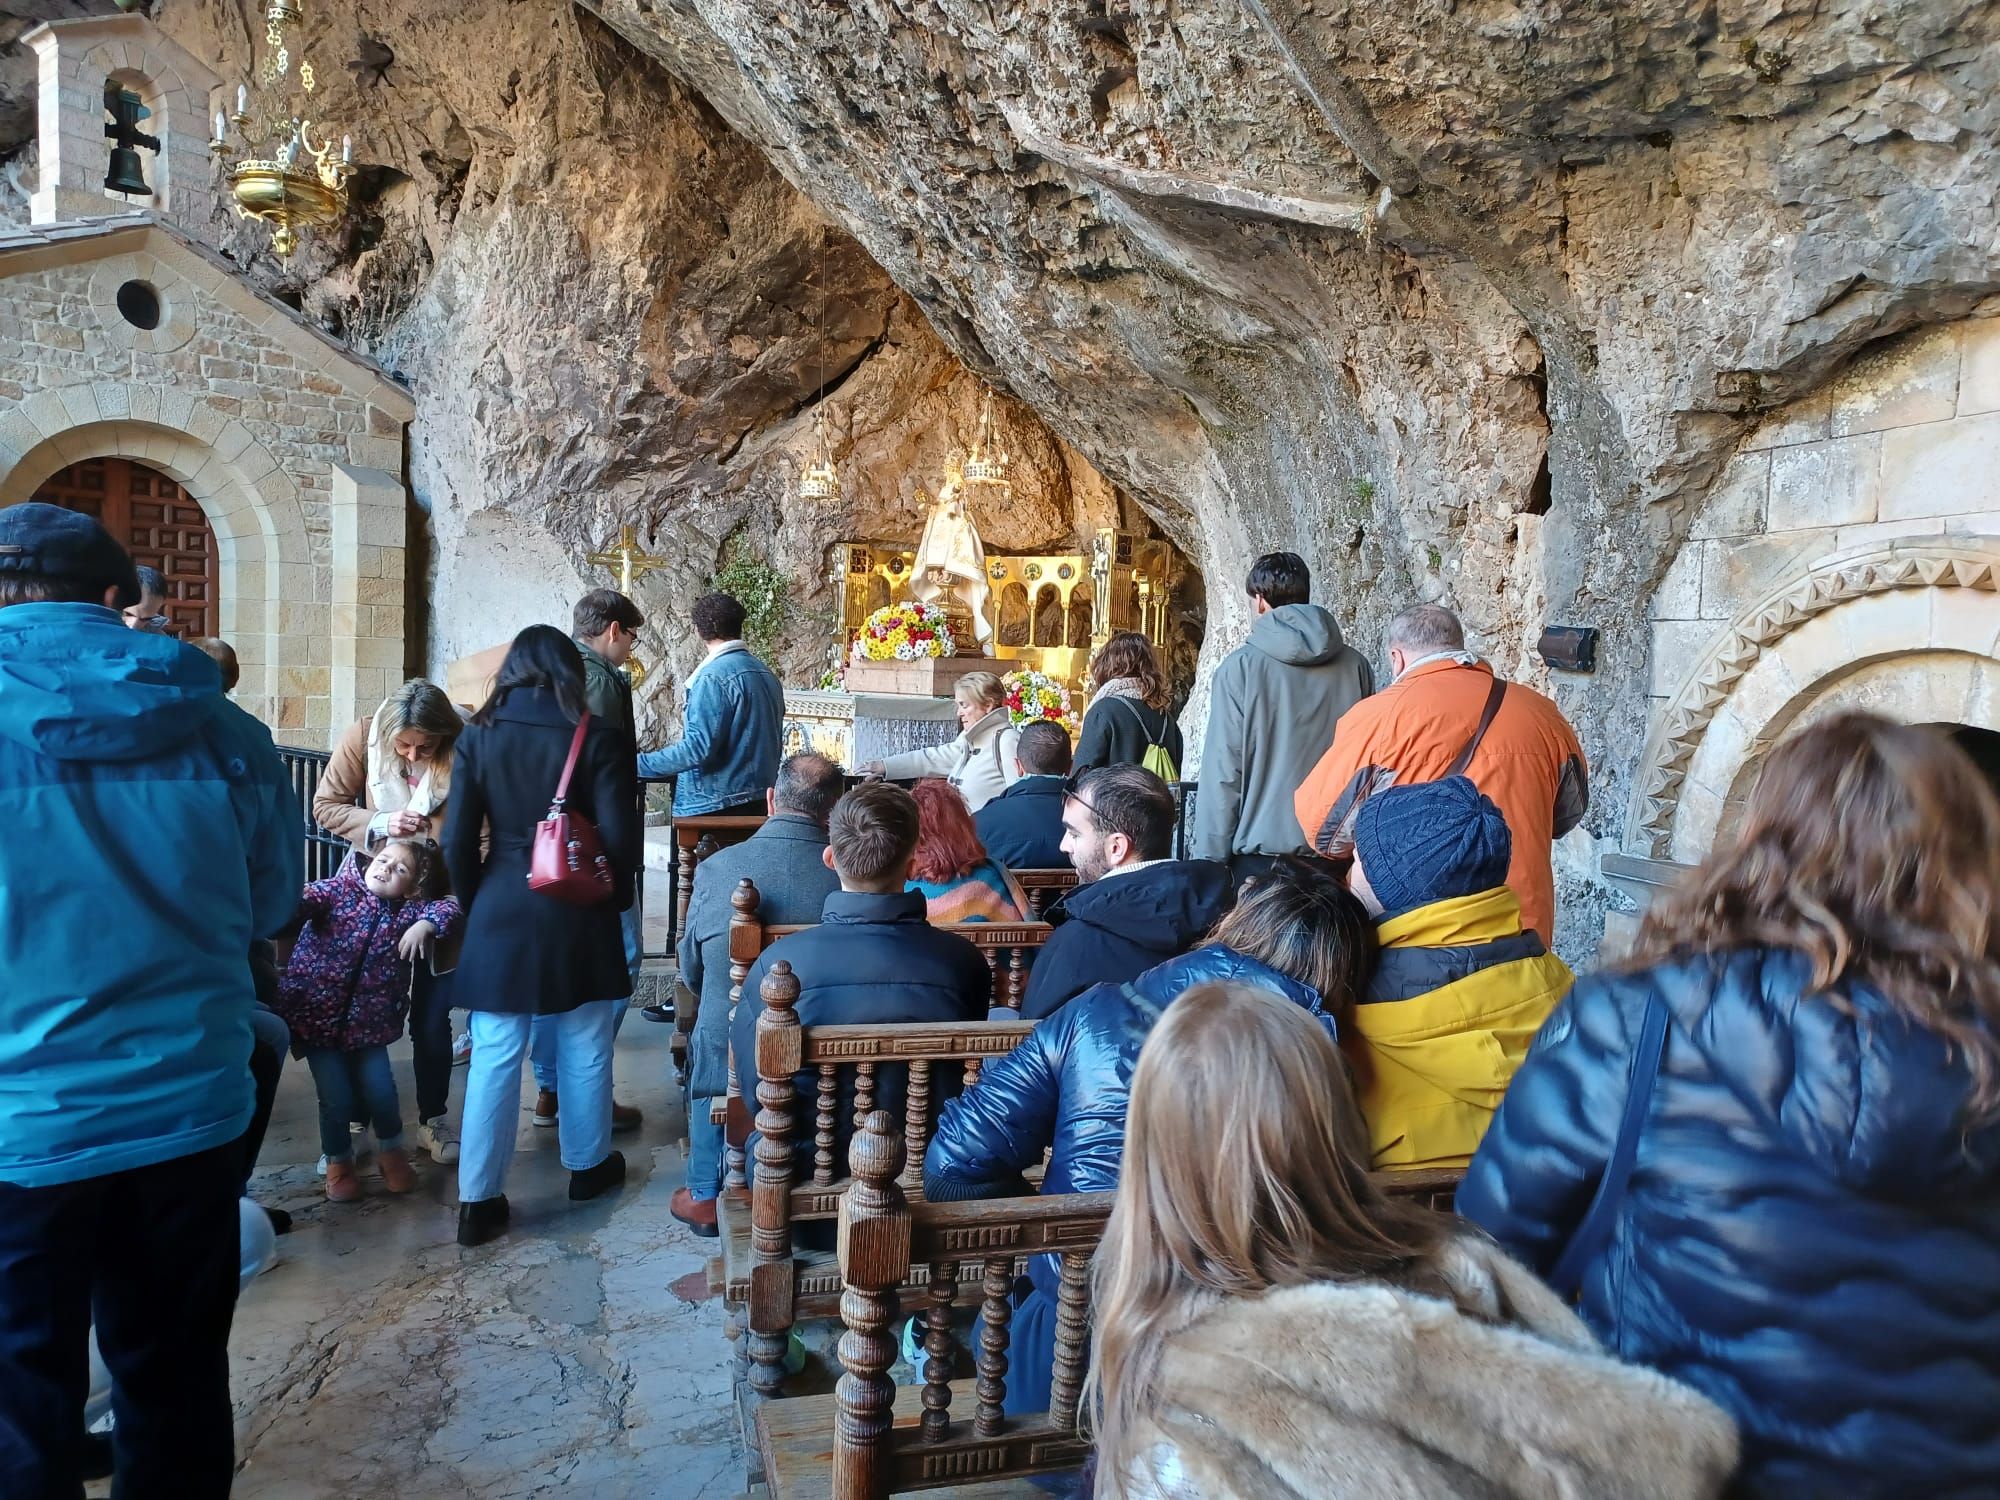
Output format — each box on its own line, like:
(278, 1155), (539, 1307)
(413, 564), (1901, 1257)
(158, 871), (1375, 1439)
(1293, 659), (1587, 942)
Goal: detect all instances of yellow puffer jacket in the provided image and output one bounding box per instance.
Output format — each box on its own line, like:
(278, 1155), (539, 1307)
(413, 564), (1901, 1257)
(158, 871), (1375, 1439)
(1350, 886), (1574, 1170)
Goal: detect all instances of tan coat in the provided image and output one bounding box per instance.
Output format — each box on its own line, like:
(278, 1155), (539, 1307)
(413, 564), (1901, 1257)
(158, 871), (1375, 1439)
(314, 716), (449, 853)
(1120, 1232), (1738, 1500)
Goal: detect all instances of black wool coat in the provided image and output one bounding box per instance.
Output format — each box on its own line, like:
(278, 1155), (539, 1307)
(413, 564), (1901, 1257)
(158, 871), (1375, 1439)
(1072, 694), (1182, 775)
(1018, 858), (1233, 1020)
(442, 686), (641, 1016)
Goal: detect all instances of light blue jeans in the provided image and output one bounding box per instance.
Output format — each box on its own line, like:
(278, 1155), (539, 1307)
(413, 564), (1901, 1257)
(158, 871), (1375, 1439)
(531, 904), (642, 1090)
(459, 1000), (619, 1202)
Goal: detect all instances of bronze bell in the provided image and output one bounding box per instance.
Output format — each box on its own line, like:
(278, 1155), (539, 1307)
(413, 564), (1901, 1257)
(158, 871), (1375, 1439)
(104, 145), (153, 197)
(102, 87), (159, 197)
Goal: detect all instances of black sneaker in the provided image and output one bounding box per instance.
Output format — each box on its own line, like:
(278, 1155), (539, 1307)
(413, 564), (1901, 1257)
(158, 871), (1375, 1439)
(639, 1002), (675, 1024)
(80, 1431), (113, 1481)
(457, 1195), (510, 1247)
(568, 1150), (627, 1202)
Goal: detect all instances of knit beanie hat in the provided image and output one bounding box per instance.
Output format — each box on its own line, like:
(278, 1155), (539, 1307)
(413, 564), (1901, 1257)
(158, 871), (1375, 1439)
(1352, 775), (1512, 918)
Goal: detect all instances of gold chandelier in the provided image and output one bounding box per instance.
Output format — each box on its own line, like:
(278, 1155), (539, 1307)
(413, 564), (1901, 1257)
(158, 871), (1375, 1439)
(798, 406), (841, 503)
(210, 0), (354, 258)
(962, 389), (1011, 494)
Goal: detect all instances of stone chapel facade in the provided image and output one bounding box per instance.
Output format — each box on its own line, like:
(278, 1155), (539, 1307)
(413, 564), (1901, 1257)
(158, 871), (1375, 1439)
(0, 15), (412, 742)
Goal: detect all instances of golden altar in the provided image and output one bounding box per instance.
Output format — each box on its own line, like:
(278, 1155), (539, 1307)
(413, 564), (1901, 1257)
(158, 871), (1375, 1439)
(782, 526), (1179, 766)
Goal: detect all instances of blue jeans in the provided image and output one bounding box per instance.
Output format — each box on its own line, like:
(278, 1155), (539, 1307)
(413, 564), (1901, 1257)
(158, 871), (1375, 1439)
(687, 1099), (724, 1202)
(531, 904), (642, 1090)
(304, 1046), (403, 1162)
(460, 1001), (619, 1202)
(0, 1139), (242, 1497)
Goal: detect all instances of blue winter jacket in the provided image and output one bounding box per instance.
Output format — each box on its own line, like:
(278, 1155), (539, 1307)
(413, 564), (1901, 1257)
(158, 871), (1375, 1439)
(637, 641), (784, 816)
(925, 943), (1331, 1206)
(1458, 947), (2000, 1497)
(0, 604), (301, 1187)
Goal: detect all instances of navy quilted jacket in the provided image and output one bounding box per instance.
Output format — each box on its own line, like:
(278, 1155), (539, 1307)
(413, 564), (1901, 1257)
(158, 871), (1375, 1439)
(1458, 946), (2000, 1497)
(925, 943), (1328, 1206)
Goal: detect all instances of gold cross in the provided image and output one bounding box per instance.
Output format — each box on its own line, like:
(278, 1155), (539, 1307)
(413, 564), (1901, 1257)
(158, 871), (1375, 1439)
(585, 525), (667, 595)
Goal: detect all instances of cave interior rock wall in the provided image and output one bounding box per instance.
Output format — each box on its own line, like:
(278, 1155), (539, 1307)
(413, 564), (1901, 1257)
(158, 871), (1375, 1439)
(6, 0), (1998, 956)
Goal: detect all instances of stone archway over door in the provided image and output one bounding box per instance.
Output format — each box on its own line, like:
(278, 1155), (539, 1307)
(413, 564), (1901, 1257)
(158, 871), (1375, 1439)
(28, 456), (216, 636)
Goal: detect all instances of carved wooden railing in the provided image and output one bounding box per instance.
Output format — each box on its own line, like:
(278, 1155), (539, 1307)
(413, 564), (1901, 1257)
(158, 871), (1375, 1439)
(1010, 866), (1078, 919)
(732, 971), (1039, 1398)
(747, 1110), (1112, 1500)
(716, 878), (1051, 1187)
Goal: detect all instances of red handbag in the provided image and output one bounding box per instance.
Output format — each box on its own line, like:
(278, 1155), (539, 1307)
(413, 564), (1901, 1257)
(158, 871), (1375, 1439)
(528, 714), (616, 906)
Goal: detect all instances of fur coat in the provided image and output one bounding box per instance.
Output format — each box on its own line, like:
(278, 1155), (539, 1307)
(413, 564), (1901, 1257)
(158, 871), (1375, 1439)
(1119, 1232), (1737, 1500)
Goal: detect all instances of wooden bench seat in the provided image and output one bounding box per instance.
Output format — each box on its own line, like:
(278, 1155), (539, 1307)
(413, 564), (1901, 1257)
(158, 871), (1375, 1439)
(755, 1113), (1468, 1498)
(715, 1194), (990, 1310)
(756, 1113), (1106, 1500)
(758, 1381), (1063, 1500)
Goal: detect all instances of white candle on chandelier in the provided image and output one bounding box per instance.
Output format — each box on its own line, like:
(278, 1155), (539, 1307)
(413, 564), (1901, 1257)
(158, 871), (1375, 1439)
(213, 109), (226, 143)
(236, 83), (248, 115)
(341, 135), (352, 164)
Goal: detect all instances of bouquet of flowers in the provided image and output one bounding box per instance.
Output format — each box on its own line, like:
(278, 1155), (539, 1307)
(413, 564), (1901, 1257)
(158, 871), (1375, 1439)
(851, 601), (955, 662)
(1004, 668), (1077, 731)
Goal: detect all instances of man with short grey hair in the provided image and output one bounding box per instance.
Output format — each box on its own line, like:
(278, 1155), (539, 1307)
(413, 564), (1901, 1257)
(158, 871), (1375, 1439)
(1295, 604), (1587, 943)
(670, 751), (846, 1235)
(1385, 603), (1467, 669)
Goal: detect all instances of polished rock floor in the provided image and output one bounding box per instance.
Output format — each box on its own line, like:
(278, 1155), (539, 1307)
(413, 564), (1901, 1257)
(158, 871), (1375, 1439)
(217, 1012), (741, 1499)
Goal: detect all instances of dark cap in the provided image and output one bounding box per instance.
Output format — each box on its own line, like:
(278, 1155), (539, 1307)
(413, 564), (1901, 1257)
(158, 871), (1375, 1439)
(0, 502), (141, 607)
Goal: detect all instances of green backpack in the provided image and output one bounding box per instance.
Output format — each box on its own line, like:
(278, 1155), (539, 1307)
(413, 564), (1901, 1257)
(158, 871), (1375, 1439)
(1118, 698), (1179, 782)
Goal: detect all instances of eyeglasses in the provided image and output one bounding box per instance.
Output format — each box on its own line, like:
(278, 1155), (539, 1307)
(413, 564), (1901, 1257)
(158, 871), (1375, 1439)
(1059, 772), (1100, 821)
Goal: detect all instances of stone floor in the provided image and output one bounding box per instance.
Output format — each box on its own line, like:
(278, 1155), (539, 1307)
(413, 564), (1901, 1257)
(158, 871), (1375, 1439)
(207, 1012), (741, 1499)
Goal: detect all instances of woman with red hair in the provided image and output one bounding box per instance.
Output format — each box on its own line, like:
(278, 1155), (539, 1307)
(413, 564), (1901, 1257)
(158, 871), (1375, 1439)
(907, 778), (1030, 923)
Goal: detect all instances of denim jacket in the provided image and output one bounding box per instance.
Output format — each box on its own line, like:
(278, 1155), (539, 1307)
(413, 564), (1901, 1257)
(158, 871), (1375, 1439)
(636, 641), (784, 815)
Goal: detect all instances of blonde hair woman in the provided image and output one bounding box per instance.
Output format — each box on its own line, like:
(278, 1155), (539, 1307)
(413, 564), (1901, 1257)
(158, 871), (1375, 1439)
(861, 669), (1021, 812)
(1088, 984), (1738, 1500)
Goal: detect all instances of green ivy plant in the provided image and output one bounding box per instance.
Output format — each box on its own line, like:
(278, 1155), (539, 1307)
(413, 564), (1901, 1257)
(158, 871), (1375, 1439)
(711, 536), (790, 661)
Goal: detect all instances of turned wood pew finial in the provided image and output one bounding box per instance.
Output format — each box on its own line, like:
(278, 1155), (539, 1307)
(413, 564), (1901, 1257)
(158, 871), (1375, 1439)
(721, 876), (764, 1191)
(835, 1112), (909, 1500)
(748, 958), (803, 1397)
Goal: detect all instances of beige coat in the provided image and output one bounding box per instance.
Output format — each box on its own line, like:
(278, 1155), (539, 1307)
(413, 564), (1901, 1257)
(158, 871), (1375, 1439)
(1120, 1232), (1738, 1500)
(879, 706), (1021, 812)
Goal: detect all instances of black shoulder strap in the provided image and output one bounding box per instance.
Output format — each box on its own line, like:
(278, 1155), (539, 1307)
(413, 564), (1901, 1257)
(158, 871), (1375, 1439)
(1445, 677), (1507, 779)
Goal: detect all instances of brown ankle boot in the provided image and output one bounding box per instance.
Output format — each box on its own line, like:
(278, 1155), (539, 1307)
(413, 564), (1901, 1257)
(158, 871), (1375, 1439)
(378, 1146), (417, 1193)
(325, 1159), (360, 1202)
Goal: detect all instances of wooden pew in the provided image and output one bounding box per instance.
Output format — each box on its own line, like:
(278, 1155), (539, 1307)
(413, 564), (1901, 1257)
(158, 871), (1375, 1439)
(671, 810), (766, 934)
(1010, 866), (1077, 919)
(723, 956), (1039, 1399)
(715, 879), (1052, 1185)
(757, 1115), (1466, 1498)
(758, 1110), (1110, 1500)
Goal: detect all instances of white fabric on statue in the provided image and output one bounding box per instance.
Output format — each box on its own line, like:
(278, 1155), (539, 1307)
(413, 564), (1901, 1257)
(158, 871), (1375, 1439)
(911, 490), (993, 646)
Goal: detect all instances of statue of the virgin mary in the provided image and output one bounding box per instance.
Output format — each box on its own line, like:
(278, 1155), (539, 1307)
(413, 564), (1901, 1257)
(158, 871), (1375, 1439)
(910, 468), (993, 653)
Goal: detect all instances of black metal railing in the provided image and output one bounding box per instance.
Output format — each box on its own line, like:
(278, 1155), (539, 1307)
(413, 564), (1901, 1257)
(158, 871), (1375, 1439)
(277, 745), (354, 883)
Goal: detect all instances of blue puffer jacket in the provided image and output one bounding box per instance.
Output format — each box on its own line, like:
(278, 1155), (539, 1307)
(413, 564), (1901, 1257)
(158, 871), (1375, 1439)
(0, 604), (300, 1187)
(925, 943), (1331, 1205)
(1458, 947), (2000, 1498)
(637, 641), (784, 816)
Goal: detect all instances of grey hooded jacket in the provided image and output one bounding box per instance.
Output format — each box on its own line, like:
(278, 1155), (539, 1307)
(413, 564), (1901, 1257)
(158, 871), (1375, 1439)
(1188, 603), (1373, 861)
